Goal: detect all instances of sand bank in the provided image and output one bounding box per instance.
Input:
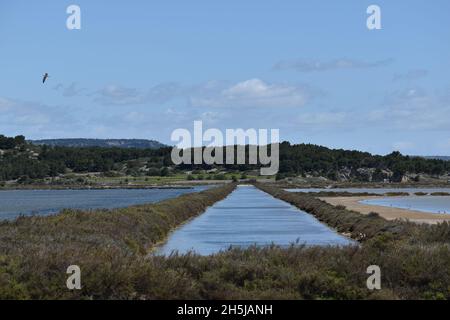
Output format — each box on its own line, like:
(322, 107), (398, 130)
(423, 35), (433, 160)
(320, 196), (450, 224)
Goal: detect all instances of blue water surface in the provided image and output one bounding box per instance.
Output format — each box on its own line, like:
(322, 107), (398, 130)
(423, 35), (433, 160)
(157, 185), (355, 255)
(0, 186), (211, 220)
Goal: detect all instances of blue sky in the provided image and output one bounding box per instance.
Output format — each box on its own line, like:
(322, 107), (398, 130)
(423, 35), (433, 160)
(1, 0), (450, 155)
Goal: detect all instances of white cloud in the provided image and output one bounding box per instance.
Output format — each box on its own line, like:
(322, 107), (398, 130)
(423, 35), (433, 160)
(393, 69), (428, 82)
(190, 78), (312, 108)
(0, 97), (78, 137)
(92, 83), (185, 106)
(369, 87), (450, 130)
(288, 86), (450, 133)
(54, 82), (86, 97)
(93, 85), (144, 105)
(274, 58), (394, 72)
(89, 79), (316, 109)
(295, 112), (350, 128)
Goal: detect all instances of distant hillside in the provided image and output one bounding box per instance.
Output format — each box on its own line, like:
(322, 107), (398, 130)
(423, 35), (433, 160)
(31, 138), (167, 149)
(421, 156), (450, 161)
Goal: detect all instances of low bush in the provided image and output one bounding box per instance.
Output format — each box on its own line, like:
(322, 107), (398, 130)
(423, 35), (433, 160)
(384, 192), (410, 197)
(1, 182), (449, 300)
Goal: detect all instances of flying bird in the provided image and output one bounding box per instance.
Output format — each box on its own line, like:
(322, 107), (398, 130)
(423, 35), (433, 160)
(42, 73), (49, 84)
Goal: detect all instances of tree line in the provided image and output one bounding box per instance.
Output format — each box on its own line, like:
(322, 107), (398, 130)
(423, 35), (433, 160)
(1, 135), (449, 182)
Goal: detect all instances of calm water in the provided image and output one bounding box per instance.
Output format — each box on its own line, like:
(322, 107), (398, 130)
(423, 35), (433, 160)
(0, 186), (211, 220)
(361, 196), (450, 214)
(285, 187), (450, 214)
(156, 185), (354, 256)
(286, 187), (450, 195)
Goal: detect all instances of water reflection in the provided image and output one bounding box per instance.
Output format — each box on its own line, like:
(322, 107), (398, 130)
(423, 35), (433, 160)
(0, 186), (211, 220)
(156, 185), (354, 256)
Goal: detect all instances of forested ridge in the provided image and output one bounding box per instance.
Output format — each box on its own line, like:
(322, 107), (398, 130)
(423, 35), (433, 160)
(1, 135), (449, 182)
(31, 138), (166, 149)
(277, 142), (450, 181)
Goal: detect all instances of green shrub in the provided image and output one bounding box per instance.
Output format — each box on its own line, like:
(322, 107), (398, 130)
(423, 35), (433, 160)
(1, 183), (449, 300)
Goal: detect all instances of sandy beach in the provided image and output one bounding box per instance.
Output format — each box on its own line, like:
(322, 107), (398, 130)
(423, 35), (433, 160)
(320, 196), (450, 224)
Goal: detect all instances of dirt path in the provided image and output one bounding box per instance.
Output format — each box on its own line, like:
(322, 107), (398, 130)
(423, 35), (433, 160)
(320, 196), (450, 224)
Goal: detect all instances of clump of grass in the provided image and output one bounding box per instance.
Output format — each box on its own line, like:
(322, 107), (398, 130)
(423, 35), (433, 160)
(430, 192), (450, 196)
(384, 192), (410, 197)
(367, 212), (380, 218)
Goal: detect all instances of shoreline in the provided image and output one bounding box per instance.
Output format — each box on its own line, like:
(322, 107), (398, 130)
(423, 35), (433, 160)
(320, 196), (450, 224)
(0, 180), (236, 191)
(0, 183), (227, 191)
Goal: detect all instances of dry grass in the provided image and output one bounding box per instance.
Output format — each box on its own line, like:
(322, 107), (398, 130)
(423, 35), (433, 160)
(0, 182), (450, 300)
